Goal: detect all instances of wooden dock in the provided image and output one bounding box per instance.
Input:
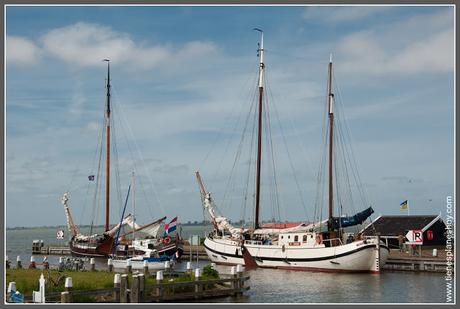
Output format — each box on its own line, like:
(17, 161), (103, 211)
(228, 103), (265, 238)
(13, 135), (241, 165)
(182, 245), (209, 260)
(384, 249), (448, 273)
(383, 258), (446, 272)
(32, 241), (71, 255)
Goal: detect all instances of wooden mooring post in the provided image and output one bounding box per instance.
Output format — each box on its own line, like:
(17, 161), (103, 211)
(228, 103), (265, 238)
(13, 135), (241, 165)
(108, 258), (113, 272)
(236, 264), (244, 297)
(63, 277), (73, 303)
(113, 274), (121, 303)
(194, 268), (202, 299)
(61, 291), (70, 303)
(155, 271), (163, 302)
(120, 274), (129, 303)
(230, 266), (238, 296)
(131, 275), (140, 303)
(90, 258), (96, 271)
(139, 274), (145, 302)
(16, 256), (22, 269)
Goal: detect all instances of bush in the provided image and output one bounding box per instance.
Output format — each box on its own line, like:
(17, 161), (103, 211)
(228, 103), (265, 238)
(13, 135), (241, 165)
(202, 265), (219, 279)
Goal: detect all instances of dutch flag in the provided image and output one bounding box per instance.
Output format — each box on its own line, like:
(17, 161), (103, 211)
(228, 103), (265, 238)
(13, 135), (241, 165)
(164, 217), (178, 235)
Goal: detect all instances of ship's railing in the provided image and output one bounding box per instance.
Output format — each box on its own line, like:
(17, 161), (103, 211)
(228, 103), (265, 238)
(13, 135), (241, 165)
(321, 238), (343, 246)
(244, 240), (263, 246)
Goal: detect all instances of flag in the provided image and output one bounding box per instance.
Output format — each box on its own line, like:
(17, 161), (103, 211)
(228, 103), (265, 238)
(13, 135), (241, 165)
(88, 175), (95, 181)
(400, 200), (408, 210)
(164, 217), (178, 235)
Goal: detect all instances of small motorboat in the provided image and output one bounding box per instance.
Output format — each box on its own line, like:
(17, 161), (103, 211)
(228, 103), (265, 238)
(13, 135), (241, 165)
(110, 248), (179, 271)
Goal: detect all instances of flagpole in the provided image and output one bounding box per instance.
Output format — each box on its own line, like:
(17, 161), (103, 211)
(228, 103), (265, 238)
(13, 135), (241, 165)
(407, 200), (410, 216)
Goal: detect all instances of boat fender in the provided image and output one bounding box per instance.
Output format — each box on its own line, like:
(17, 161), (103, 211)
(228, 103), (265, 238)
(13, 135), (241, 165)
(163, 236), (171, 245)
(282, 244), (285, 252)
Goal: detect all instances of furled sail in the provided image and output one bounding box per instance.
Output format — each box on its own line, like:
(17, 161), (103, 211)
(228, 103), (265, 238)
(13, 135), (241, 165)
(104, 214), (136, 237)
(103, 213), (165, 238)
(60, 192), (80, 238)
(329, 207), (374, 230)
(253, 219), (330, 235)
(203, 192), (247, 238)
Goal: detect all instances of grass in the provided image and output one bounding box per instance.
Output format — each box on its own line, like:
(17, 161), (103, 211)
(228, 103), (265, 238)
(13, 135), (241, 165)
(6, 264), (220, 302)
(6, 268), (116, 299)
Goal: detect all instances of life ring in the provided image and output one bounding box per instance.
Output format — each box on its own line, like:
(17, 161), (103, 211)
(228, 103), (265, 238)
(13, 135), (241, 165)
(163, 236), (171, 245)
(316, 234), (322, 245)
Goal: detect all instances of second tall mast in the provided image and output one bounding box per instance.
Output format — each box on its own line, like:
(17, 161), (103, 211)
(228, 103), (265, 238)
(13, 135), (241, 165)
(254, 28), (264, 230)
(327, 55), (334, 232)
(104, 59), (111, 232)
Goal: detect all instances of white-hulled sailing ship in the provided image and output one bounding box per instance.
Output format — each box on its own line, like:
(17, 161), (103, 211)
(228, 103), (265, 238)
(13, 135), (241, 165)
(60, 60), (182, 258)
(196, 30), (389, 273)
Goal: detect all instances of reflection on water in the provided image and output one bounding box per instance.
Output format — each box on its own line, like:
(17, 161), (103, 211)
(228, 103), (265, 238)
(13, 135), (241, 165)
(6, 227), (447, 303)
(210, 264), (446, 303)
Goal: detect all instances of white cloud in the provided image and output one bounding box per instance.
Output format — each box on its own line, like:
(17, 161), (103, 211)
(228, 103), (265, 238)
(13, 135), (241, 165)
(334, 9), (454, 75)
(40, 22), (217, 69)
(6, 36), (41, 65)
(303, 6), (392, 23)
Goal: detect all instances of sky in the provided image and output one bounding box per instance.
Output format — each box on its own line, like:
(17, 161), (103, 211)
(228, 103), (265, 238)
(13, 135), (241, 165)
(5, 5), (455, 228)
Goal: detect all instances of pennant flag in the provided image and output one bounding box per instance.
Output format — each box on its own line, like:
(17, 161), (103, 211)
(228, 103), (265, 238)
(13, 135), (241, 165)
(88, 175), (95, 181)
(400, 200), (408, 210)
(164, 217), (178, 235)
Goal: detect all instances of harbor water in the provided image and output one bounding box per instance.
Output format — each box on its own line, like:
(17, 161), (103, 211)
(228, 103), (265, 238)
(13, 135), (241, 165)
(6, 226), (448, 303)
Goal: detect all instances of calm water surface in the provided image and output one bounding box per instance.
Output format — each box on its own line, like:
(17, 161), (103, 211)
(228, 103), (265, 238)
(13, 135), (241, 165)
(6, 226), (448, 303)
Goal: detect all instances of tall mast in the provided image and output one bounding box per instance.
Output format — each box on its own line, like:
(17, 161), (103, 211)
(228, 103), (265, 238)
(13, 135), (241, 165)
(103, 59), (111, 232)
(132, 171), (136, 240)
(254, 28), (264, 230)
(327, 54), (334, 231)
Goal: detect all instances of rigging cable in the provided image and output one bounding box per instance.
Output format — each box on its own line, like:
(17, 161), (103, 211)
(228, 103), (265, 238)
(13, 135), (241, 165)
(111, 85), (166, 218)
(266, 80), (310, 223)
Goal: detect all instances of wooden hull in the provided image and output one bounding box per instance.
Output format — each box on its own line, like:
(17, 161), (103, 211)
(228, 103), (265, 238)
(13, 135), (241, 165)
(204, 236), (389, 273)
(70, 237), (184, 259)
(69, 236), (115, 257)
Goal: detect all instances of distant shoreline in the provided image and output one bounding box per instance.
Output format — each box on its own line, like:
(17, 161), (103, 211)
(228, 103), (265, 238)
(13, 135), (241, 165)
(5, 220), (296, 230)
(6, 222), (211, 230)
